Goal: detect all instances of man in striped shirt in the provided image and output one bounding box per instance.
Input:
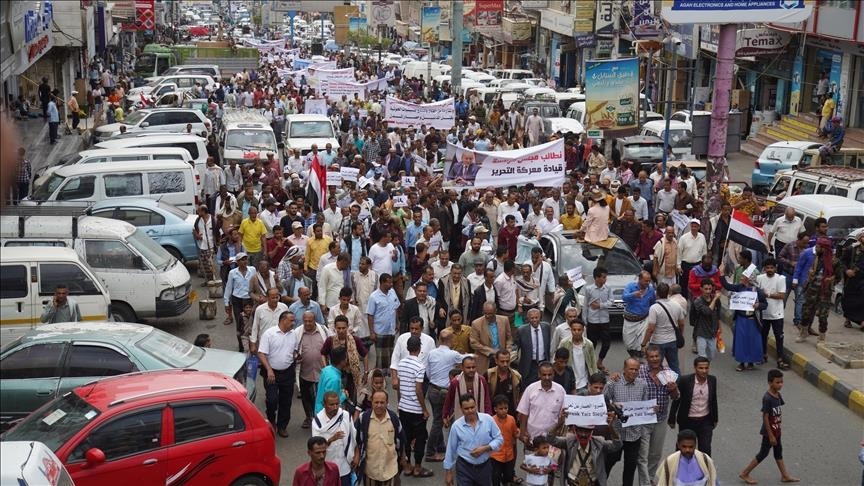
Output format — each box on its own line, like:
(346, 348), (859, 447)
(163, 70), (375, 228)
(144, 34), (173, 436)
(396, 336), (434, 478)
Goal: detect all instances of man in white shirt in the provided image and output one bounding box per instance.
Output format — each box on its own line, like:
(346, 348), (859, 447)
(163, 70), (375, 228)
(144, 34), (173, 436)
(767, 207), (803, 257)
(677, 219), (708, 299)
(536, 207), (560, 236)
(390, 318), (437, 385)
(322, 197), (344, 234)
(655, 178), (678, 214)
(317, 253), (351, 313)
(541, 189), (564, 220)
(756, 258), (789, 368)
(368, 231), (397, 276)
(257, 311), (298, 437)
(311, 391), (356, 482)
(466, 259), (487, 293)
(430, 250), (454, 283)
(245, 281), (286, 342)
(497, 192), (525, 227)
(628, 187), (649, 221)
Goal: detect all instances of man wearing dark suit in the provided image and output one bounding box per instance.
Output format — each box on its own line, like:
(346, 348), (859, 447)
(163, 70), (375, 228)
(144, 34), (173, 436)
(436, 264), (472, 324)
(515, 308), (552, 387)
(469, 268), (498, 322)
(668, 356), (718, 456)
(400, 281), (442, 336)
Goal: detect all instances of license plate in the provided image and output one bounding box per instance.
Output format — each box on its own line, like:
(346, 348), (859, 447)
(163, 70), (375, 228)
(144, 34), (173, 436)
(188, 290), (197, 303)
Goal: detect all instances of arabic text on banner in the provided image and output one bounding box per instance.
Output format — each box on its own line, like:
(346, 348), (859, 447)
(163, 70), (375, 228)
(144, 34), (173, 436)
(340, 167), (359, 182)
(563, 394), (609, 426)
(620, 399), (657, 427)
(443, 139), (566, 189)
(326, 171), (342, 187)
(384, 96), (455, 130)
(308, 67), (355, 90)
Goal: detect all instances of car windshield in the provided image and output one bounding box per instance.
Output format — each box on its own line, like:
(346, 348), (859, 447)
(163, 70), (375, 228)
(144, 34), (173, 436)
(527, 105), (560, 118)
(57, 153), (83, 168)
(761, 147), (803, 163)
(666, 129), (692, 149)
(826, 216), (864, 240)
(3, 392), (100, 452)
(560, 241), (643, 276)
(137, 328), (203, 367)
(289, 121), (335, 138)
(225, 130), (277, 151)
(157, 201), (190, 220)
(623, 143), (664, 159)
(31, 174), (65, 200)
(122, 110), (148, 126)
(126, 229), (172, 270)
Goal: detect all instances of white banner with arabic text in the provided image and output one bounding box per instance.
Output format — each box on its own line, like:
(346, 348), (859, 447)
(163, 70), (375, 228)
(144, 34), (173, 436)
(443, 139), (565, 188)
(384, 96), (454, 130)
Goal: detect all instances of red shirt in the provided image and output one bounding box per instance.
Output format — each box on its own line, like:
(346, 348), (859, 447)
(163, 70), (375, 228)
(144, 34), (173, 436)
(498, 225), (520, 260)
(267, 237), (290, 268)
(292, 461), (340, 486)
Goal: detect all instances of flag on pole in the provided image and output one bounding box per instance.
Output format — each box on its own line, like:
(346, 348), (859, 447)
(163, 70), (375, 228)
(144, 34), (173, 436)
(306, 154), (327, 212)
(728, 210), (768, 253)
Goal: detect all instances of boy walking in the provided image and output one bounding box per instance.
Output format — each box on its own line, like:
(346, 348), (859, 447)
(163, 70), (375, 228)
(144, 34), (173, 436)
(490, 395), (519, 486)
(738, 369), (800, 484)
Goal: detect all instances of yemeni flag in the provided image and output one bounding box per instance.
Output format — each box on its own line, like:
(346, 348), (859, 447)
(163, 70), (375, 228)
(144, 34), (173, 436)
(728, 210), (768, 253)
(306, 154), (327, 212)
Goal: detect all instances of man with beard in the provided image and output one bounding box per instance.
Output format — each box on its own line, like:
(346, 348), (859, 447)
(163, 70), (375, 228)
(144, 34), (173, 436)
(655, 429), (717, 486)
(553, 421), (621, 486)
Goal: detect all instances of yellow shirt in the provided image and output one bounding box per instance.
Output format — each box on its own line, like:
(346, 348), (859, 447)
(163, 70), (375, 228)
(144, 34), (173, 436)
(450, 325), (472, 354)
(305, 235), (333, 271)
(822, 97), (835, 118)
(366, 412), (398, 481)
(238, 218), (267, 253)
(560, 213), (583, 231)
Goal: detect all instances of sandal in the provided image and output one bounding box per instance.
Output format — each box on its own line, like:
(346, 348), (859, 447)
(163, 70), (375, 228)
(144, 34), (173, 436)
(736, 364), (745, 372)
(746, 364), (755, 371)
(223, 317), (233, 326)
(778, 360), (791, 370)
(844, 321), (853, 328)
(414, 468), (434, 478)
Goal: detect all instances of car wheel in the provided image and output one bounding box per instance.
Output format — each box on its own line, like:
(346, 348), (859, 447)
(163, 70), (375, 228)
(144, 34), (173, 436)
(230, 475), (269, 486)
(165, 246), (183, 262)
(111, 302), (137, 323)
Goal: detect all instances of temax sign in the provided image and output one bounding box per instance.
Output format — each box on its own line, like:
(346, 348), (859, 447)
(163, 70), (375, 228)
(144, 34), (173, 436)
(736, 28), (791, 56)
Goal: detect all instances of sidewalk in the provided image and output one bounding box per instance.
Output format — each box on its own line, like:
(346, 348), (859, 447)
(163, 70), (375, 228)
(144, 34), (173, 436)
(723, 300), (864, 418)
(10, 116), (89, 173)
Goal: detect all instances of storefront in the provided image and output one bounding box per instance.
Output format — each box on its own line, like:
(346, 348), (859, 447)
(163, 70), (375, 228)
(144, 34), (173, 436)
(3, 0), (57, 105)
(539, 9), (576, 86)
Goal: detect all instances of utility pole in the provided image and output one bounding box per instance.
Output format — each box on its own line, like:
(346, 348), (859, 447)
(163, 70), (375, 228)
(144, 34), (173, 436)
(661, 38), (679, 177)
(452, 1), (463, 96)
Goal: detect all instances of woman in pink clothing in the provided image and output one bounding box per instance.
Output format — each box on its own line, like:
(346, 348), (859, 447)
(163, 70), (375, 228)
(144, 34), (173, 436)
(583, 189), (610, 243)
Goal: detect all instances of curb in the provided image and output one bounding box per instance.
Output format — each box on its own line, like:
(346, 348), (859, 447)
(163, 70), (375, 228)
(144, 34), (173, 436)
(766, 336), (864, 418)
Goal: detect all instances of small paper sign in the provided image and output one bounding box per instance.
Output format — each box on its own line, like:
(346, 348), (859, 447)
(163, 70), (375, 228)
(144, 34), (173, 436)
(563, 394), (609, 426)
(393, 195), (409, 207)
(326, 171), (342, 187)
(401, 176), (416, 187)
(729, 291), (758, 311)
(340, 167), (359, 182)
(620, 399), (658, 427)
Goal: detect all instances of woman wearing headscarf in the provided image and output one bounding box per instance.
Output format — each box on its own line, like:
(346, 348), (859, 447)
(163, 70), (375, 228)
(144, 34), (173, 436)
(719, 262), (767, 371)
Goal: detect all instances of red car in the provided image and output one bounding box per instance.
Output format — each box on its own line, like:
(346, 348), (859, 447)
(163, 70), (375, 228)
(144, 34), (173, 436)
(2, 369), (280, 486)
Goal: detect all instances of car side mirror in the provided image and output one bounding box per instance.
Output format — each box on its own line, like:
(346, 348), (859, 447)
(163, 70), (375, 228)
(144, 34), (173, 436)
(84, 448), (106, 468)
(140, 122), (150, 128)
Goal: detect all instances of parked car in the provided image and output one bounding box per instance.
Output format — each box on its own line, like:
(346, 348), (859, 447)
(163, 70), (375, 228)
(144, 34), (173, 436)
(0, 441), (74, 486)
(0, 322), (254, 429)
(639, 120), (693, 157)
(750, 141), (822, 192)
(670, 110), (712, 124)
(93, 108), (211, 142)
(538, 231), (644, 333)
(2, 370), (279, 486)
(87, 199), (199, 262)
(618, 135), (666, 174)
(767, 166), (864, 204)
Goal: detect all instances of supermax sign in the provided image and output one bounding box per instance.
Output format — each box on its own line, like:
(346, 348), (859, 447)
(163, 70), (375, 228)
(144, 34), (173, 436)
(24, 1), (54, 44)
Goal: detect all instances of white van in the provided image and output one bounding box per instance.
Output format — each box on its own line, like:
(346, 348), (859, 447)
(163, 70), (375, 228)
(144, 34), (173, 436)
(27, 160), (199, 213)
(284, 114), (340, 156)
(0, 247), (111, 336)
(219, 109), (283, 167)
(403, 61), (451, 80)
(1, 212), (193, 323)
(640, 120), (693, 157)
(126, 74), (216, 99)
(764, 195), (864, 244)
(34, 148), (194, 189)
(95, 134), (208, 179)
(768, 166), (864, 204)
(488, 68), (534, 80)
(0, 441), (75, 486)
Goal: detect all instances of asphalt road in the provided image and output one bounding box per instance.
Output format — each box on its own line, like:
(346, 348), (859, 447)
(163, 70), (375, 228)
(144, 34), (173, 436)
(149, 153), (864, 485)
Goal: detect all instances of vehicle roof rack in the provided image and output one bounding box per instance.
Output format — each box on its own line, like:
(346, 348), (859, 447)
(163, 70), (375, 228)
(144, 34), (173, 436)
(1, 202), (94, 239)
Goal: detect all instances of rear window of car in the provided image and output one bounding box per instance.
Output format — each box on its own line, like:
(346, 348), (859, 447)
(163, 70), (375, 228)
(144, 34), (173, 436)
(137, 328), (203, 367)
(760, 147), (803, 164)
(149, 171), (186, 194)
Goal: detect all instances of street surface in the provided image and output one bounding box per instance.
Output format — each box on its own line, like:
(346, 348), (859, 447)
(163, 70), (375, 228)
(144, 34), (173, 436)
(143, 154), (862, 485)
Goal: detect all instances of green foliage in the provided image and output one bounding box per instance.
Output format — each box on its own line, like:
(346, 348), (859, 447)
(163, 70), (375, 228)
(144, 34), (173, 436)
(347, 31), (384, 49)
